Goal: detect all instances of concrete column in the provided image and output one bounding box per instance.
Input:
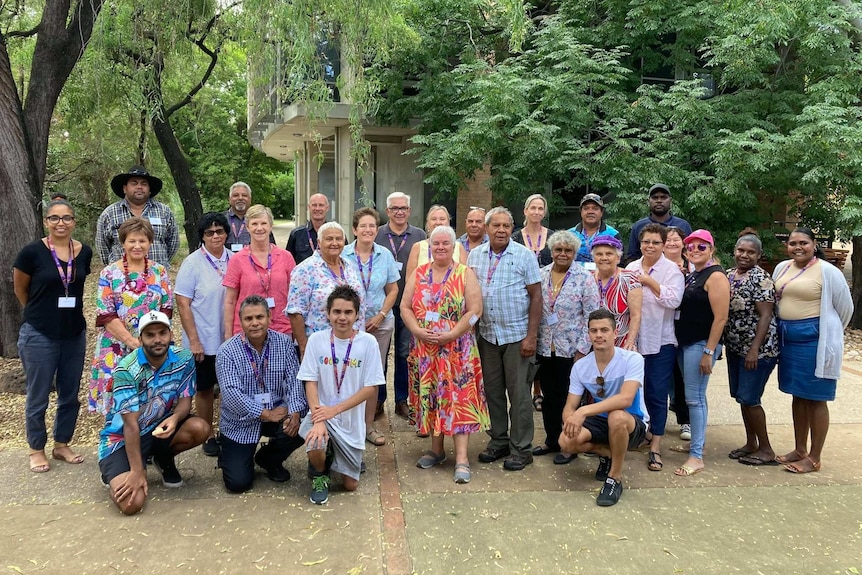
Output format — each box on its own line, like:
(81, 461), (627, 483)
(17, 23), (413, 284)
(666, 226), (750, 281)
(335, 126), (355, 240)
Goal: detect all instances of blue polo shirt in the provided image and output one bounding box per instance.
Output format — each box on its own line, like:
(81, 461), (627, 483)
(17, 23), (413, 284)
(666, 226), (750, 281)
(626, 215), (692, 261)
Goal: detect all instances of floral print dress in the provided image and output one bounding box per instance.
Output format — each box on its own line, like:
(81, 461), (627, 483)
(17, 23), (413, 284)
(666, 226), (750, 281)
(407, 263), (490, 436)
(89, 261), (173, 414)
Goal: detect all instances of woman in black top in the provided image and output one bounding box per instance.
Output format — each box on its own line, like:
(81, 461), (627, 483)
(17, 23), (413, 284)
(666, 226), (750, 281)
(13, 200), (93, 473)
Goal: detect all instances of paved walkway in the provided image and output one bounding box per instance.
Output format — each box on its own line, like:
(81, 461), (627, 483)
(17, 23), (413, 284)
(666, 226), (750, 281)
(1, 363), (861, 574)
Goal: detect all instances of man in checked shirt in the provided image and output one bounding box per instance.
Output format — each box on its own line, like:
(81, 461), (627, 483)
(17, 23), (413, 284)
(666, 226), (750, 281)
(216, 295), (308, 493)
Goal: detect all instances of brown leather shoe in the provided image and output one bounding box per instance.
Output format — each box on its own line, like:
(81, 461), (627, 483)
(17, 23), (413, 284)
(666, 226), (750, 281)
(394, 401), (410, 420)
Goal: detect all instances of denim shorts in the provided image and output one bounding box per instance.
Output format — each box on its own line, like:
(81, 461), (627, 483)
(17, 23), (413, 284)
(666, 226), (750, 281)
(727, 353), (777, 407)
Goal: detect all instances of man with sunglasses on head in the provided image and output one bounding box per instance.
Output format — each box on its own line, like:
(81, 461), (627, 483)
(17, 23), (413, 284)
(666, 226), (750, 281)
(560, 308), (649, 507)
(457, 206), (489, 254)
(626, 183), (691, 263)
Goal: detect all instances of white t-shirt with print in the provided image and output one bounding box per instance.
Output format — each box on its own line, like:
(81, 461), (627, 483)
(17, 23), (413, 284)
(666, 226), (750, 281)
(569, 347), (649, 427)
(297, 329), (385, 449)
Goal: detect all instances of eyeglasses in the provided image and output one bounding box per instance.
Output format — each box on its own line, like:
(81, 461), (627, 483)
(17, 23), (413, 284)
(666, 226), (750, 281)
(46, 215), (75, 224)
(595, 376), (606, 399)
(388, 206), (409, 212)
(640, 239), (664, 246)
(686, 243), (710, 252)
(203, 229), (227, 237)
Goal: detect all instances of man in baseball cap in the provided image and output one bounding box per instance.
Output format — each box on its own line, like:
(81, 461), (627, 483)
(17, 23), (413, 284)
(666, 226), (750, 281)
(95, 165), (180, 267)
(97, 310), (209, 515)
(626, 183), (692, 262)
(568, 193), (623, 266)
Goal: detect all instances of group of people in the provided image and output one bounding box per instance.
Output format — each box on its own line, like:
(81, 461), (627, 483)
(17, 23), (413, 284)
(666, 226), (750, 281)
(12, 168), (853, 512)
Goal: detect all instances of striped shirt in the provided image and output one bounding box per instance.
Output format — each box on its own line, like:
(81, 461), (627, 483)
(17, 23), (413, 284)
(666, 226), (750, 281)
(467, 239), (541, 345)
(216, 329), (308, 444)
(98, 346), (196, 460)
(95, 199), (180, 267)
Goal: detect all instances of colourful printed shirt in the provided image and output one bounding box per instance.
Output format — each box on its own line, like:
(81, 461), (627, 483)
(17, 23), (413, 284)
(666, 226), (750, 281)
(724, 266), (779, 358)
(537, 263), (601, 358)
(98, 346), (195, 460)
(285, 252), (367, 335)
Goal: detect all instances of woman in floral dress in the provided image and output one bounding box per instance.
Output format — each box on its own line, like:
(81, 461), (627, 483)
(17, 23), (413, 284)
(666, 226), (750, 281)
(90, 218), (173, 414)
(401, 225), (489, 484)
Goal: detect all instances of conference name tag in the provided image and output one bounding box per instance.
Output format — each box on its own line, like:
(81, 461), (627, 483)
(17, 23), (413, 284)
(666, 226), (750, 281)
(396, 262), (404, 271)
(425, 311), (440, 322)
(266, 297), (276, 308)
(148, 216), (163, 226)
(57, 297), (77, 308)
(583, 262), (597, 271)
(546, 313), (559, 326)
(254, 393), (272, 407)
(231, 243), (243, 252)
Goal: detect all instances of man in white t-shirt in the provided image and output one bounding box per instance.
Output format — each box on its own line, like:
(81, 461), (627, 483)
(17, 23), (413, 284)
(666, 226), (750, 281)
(561, 308), (649, 507)
(298, 285), (385, 505)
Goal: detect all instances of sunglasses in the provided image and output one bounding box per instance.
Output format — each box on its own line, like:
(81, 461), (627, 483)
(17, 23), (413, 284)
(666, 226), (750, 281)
(46, 215), (75, 224)
(686, 243), (711, 252)
(203, 229), (227, 237)
(469, 206), (486, 212)
(595, 376), (606, 399)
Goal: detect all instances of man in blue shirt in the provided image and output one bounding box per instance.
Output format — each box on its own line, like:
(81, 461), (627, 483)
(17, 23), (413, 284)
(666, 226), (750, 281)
(216, 295), (308, 493)
(626, 183), (692, 262)
(569, 193), (623, 264)
(98, 311), (210, 515)
(560, 308), (649, 507)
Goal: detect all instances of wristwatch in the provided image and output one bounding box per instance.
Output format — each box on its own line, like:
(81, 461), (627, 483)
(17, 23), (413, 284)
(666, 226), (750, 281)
(702, 347), (714, 356)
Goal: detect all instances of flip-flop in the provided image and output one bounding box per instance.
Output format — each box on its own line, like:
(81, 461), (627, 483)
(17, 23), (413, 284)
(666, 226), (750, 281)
(738, 455), (780, 466)
(674, 464), (703, 477)
(784, 456), (821, 474)
(728, 448), (754, 460)
(775, 452), (807, 464)
(51, 448), (85, 464)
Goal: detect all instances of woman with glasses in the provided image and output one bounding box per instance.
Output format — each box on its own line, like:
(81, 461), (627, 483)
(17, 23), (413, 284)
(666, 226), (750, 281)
(663, 226), (691, 440)
(175, 212), (232, 456)
(13, 200), (93, 472)
(90, 217), (173, 415)
(624, 223), (683, 473)
(674, 229), (730, 476)
(772, 227), (852, 473)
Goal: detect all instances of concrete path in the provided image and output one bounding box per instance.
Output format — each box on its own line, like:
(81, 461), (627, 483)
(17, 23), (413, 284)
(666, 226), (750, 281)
(2, 364), (861, 574)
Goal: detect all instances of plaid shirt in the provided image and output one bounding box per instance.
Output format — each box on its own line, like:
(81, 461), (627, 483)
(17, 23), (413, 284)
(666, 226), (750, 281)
(96, 199), (180, 267)
(467, 239), (541, 345)
(216, 329), (308, 444)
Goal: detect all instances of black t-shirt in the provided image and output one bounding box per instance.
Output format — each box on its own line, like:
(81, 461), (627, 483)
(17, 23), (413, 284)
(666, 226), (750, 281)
(675, 264), (724, 346)
(14, 239), (93, 339)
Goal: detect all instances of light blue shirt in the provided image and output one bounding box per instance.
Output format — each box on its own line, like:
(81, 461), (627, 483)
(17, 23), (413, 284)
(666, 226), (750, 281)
(175, 247), (230, 355)
(467, 239), (541, 346)
(342, 242), (401, 322)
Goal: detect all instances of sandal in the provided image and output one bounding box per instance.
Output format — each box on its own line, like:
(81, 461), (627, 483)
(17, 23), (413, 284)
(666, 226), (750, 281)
(647, 451), (663, 471)
(775, 451), (807, 464)
(532, 394), (544, 412)
(365, 428), (385, 446)
(783, 456), (821, 474)
(674, 464), (703, 477)
(29, 451), (50, 473)
(453, 463), (471, 484)
(51, 446), (85, 464)
(728, 448), (755, 460)
(416, 450), (446, 469)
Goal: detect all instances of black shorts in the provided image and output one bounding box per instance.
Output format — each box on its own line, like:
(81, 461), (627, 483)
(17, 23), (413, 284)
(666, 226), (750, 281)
(98, 414), (195, 483)
(195, 355), (218, 392)
(583, 415), (647, 450)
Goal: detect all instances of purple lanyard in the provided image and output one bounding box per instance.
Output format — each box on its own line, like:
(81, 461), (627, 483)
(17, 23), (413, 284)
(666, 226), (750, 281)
(547, 269), (572, 311)
(427, 242), (431, 260)
(330, 330), (356, 396)
(526, 231), (543, 258)
(775, 258), (817, 301)
(596, 273), (614, 298)
(460, 237), (471, 253)
(307, 227), (319, 252)
(230, 216), (245, 240)
(249, 250), (273, 296)
(728, 269), (747, 292)
(201, 248), (229, 277)
(387, 233), (407, 257)
(486, 250), (504, 285)
(355, 252), (373, 293)
(325, 259), (346, 283)
(427, 265), (453, 309)
(242, 336), (270, 391)
(46, 236), (74, 296)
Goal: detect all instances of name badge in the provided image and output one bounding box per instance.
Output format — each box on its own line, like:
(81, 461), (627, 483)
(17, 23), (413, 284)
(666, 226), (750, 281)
(482, 286), (492, 298)
(254, 393), (272, 406)
(584, 262), (597, 271)
(425, 311), (440, 322)
(58, 297), (77, 308)
(148, 216), (163, 226)
(266, 297), (276, 308)
(231, 243), (243, 252)
(396, 261), (404, 271)
(546, 313), (559, 326)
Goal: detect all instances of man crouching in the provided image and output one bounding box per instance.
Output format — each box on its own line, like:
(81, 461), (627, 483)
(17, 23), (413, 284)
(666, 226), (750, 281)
(559, 308), (649, 507)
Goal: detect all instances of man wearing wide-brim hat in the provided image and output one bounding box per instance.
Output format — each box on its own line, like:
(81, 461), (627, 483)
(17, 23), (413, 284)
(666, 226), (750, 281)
(95, 165), (180, 267)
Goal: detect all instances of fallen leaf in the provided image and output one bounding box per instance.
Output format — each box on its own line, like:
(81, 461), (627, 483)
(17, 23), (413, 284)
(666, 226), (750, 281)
(301, 558), (327, 566)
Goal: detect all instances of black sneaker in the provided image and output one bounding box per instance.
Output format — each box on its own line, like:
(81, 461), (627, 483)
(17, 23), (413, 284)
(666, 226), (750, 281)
(502, 453), (533, 471)
(595, 457), (611, 482)
(596, 477), (623, 507)
(202, 437), (219, 457)
(478, 446), (510, 463)
(255, 452), (290, 482)
(154, 457), (184, 488)
(310, 474), (331, 505)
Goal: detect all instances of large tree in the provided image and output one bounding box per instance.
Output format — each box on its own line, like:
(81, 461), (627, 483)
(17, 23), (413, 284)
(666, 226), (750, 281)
(0, 0), (106, 357)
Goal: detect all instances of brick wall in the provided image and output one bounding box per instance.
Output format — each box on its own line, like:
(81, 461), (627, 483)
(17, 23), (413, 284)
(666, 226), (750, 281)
(455, 165), (493, 235)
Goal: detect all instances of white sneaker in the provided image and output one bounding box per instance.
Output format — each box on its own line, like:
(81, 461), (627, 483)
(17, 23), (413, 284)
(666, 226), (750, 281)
(679, 424), (691, 441)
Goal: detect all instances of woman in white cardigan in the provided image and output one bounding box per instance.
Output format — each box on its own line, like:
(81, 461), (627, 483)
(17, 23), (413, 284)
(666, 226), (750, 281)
(772, 228), (852, 473)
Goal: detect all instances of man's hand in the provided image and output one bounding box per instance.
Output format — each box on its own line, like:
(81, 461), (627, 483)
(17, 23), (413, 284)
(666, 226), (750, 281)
(563, 409), (585, 439)
(113, 469), (148, 507)
(305, 422), (329, 451)
(151, 415), (178, 439)
(189, 341), (205, 363)
(311, 404), (339, 424)
(283, 413), (301, 437)
(261, 407), (289, 423)
(520, 334), (537, 358)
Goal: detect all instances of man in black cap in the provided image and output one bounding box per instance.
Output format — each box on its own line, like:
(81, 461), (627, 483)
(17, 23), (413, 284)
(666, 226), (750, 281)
(568, 193), (623, 265)
(96, 165), (180, 267)
(625, 183), (692, 262)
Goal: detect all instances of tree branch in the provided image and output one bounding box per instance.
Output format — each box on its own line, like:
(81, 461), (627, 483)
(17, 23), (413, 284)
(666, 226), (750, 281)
(4, 26), (40, 39)
(164, 36), (224, 117)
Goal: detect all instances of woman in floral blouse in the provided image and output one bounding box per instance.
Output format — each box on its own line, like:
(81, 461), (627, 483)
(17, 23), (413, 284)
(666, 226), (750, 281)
(724, 230), (779, 465)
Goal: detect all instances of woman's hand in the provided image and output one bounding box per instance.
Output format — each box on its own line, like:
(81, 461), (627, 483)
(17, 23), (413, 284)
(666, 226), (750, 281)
(413, 327), (437, 344)
(365, 313), (383, 333)
(427, 330), (454, 346)
(699, 353), (713, 375)
(744, 348), (759, 371)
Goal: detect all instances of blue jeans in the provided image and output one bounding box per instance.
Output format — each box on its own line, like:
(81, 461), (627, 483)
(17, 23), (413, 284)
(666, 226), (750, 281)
(379, 306), (409, 404)
(17, 323), (87, 450)
(678, 341), (721, 459)
(643, 344), (677, 436)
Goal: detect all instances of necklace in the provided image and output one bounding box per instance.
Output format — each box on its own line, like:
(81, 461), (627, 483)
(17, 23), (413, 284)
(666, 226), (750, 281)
(122, 254), (149, 293)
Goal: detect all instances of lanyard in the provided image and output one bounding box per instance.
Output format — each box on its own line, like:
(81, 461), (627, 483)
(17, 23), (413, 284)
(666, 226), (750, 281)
(330, 330), (356, 396)
(526, 231), (543, 258)
(306, 226), (319, 252)
(485, 249), (504, 285)
(728, 269), (748, 292)
(387, 233), (407, 257)
(201, 248), (229, 277)
(230, 215), (245, 241)
(460, 237), (471, 253)
(427, 265), (453, 309)
(775, 258), (817, 300)
(596, 273), (615, 298)
(325, 259), (346, 282)
(46, 236), (74, 297)
(242, 336), (270, 391)
(355, 252), (373, 293)
(547, 269), (572, 311)
(249, 250), (273, 296)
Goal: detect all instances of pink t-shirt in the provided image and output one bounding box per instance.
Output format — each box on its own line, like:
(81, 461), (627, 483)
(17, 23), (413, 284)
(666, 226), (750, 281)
(223, 245), (296, 335)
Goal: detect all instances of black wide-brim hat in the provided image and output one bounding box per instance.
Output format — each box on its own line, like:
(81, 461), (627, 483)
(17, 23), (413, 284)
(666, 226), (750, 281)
(110, 165), (163, 198)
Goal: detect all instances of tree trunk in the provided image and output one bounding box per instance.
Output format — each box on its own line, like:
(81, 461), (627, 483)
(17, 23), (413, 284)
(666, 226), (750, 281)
(0, 0), (105, 357)
(850, 236), (862, 329)
(152, 107), (203, 250)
